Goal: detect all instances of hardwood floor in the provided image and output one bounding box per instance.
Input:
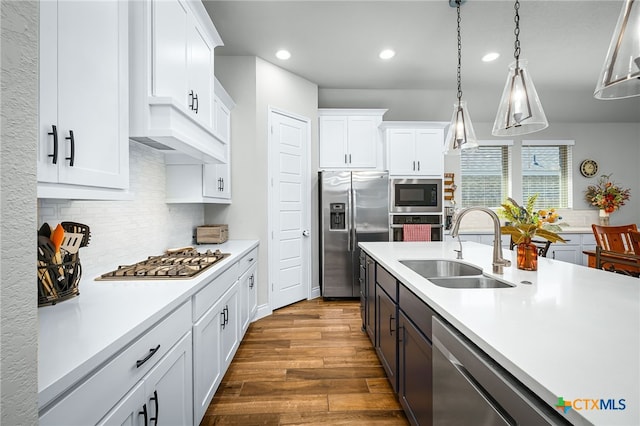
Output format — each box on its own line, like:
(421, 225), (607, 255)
(201, 298), (409, 425)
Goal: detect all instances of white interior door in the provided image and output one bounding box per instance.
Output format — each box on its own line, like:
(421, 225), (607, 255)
(269, 109), (311, 310)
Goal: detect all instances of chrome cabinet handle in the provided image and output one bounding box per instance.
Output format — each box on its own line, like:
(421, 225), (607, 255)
(48, 125), (58, 164)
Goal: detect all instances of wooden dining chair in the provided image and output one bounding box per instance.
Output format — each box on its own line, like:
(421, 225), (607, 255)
(592, 224), (640, 276)
(591, 224), (639, 254)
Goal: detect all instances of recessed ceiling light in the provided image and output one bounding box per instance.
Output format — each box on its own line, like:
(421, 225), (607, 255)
(482, 52), (500, 62)
(379, 49), (396, 60)
(276, 49), (291, 60)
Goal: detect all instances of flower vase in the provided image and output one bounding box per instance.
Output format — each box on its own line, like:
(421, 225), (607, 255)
(517, 238), (538, 271)
(599, 209), (610, 226)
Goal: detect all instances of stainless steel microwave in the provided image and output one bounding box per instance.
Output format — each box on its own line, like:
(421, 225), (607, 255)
(389, 178), (442, 213)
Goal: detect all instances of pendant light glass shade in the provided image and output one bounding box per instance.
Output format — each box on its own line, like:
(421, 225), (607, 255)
(594, 0), (640, 99)
(444, 100), (478, 155)
(492, 59), (548, 137)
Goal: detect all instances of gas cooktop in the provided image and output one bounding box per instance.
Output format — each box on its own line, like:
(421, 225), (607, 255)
(98, 247), (229, 280)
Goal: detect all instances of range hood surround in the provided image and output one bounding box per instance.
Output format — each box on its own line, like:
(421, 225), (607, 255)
(130, 97), (227, 164)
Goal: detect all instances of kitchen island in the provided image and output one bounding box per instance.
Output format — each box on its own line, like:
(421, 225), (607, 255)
(360, 241), (639, 426)
(38, 240), (259, 424)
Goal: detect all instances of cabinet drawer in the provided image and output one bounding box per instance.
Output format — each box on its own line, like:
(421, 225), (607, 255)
(399, 284), (437, 341)
(193, 262), (239, 321)
(40, 302), (191, 425)
(376, 264), (397, 302)
(239, 247), (258, 273)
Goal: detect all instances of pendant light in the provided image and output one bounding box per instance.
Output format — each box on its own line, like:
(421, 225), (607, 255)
(492, 0), (548, 137)
(594, 0), (640, 100)
(444, 0), (478, 155)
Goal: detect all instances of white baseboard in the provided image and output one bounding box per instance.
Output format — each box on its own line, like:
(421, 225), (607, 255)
(310, 286), (321, 299)
(253, 303), (272, 321)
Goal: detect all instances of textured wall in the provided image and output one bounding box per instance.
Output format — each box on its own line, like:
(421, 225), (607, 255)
(39, 143), (205, 279)
(1, 0), (40, 423)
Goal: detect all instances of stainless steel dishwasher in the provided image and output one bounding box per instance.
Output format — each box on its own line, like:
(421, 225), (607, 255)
(432, 317), (569, 426)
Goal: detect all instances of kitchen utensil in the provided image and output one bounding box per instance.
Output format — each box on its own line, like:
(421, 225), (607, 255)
(51, 224), (64, 256)
(61, 222), (91, 247)
(60, 232), (84, 255)
(38, 222), (52, 239)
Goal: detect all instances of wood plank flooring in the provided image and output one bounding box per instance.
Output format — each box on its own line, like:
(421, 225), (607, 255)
(201, 298), (409, 425)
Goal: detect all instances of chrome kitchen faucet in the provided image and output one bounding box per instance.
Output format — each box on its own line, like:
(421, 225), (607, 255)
(450, 207), (511, 274)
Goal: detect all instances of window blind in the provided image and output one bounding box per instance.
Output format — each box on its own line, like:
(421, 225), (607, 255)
(460, 145), (511, 208)
(521, 144), (573, 208)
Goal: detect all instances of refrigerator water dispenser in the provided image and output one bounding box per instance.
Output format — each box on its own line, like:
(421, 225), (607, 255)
(330, 203), (346, 230)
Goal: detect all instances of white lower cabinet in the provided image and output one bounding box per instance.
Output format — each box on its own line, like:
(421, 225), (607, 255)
(40, 246), (259, 426)
(192, 247), (258, 424)
(39, 302), (192, 425)
(97, 332), (193, 426)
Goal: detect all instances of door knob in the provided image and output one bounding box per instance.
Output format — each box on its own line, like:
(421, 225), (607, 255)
(302, 230), (310, 237)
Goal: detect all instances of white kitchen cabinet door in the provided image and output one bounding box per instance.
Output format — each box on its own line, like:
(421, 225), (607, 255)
(347, 116), (378, 168)
(550, 245), (582, 264)
(203, 162), (231, 200)
(187, 20), (214, 128)
(193, 299), (223, 424)
(221, 281), (240, 367)
(319, 116), (349, 168)
(214, 96), (231, 143)
(38, 0), (128, 194)
(95, 381), (145, 426)
(387, 129), (416, 175)
(152, 0), (188, 104)
(414, 129), (444, 176)
(153, 0), (213, 127)
(142, 332), (193, 426)
(387, 127), (444, 177)
(239, 263), (258, 334)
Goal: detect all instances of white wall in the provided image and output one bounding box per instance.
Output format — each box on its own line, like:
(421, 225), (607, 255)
(320, 88), (640, 227)
(1, 1), (39, 423)
(207, 57), (319, 309)
(38, 143), (205, 279)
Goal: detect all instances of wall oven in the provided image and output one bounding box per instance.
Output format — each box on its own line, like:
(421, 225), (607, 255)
(390, 178), (442, 213)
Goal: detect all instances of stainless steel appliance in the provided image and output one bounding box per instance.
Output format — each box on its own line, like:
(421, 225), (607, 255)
(390, 214), (443, 241)
(98, 248), (229, 279)
(432, 317), (568, 425)
(319, 171), (389, 297)
(390, 178), (442, 213)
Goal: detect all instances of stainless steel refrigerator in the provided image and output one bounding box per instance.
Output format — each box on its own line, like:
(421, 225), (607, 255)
(319, 171), (389, 297)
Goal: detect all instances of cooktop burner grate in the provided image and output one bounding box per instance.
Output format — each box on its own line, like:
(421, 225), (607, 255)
(98, 247), (230, 280)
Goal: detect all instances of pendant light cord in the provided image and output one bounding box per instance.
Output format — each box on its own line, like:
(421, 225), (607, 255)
(456, 1), (462, 103)
(513, 0), (521, 65)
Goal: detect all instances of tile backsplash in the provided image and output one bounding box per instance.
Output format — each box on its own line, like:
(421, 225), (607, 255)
(38, 142), (204, 278)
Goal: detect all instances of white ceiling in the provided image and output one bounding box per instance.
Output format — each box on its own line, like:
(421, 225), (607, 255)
(203, 0), (640, 123)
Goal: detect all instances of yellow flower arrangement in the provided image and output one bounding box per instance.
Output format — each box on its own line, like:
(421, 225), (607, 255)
(497, 194), (566, 245)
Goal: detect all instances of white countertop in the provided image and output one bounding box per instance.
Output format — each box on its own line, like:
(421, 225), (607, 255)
(38, 240), (258, 409)
(360, 241), (639, 426)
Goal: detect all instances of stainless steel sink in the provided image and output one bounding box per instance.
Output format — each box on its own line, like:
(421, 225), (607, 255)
(428, 276), (515, 289)
(399, 259), (483, 278)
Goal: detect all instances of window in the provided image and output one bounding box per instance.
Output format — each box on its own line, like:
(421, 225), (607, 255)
(521, 141), (573, 208)
(460, 142), (511, 208)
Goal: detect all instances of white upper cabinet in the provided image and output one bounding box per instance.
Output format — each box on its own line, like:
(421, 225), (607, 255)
(383, 122), (447, 177)
(319, 109), (387, 169)
(38, 0), (129, 199)
(129, 0), (225, 163)
(165, 80), (234, 204)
